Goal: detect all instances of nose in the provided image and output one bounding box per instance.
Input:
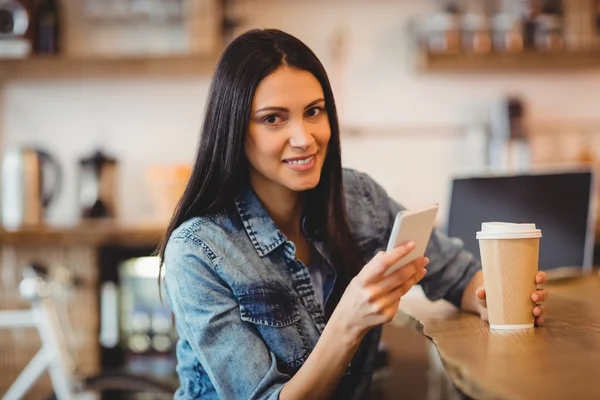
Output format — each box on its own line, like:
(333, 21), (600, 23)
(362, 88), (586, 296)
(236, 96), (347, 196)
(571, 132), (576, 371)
(289, 121), (315, 149)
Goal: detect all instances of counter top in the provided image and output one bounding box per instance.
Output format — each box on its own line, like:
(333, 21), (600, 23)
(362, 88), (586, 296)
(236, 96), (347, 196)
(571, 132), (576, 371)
(394, 276), (600, 400)
(0, 222), (166, 246)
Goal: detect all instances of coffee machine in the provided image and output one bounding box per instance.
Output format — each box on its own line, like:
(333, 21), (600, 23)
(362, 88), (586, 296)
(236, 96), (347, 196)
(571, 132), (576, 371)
(77, 149), (119, 220)
(1, 146), (62, 229)
(488, 96), (531, 173)
(0, 0), (35, 58)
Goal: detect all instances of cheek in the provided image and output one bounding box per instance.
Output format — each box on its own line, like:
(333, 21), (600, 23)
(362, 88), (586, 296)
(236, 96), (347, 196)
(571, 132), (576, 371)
(321, 131), (331, 146)
(316, 123), (331, 151)
(246, 130), (286, 167)
(244, 136), (258, 164)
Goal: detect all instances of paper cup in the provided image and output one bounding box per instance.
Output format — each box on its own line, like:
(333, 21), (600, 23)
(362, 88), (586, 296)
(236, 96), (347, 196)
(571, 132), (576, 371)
(477, 222), (542, 330)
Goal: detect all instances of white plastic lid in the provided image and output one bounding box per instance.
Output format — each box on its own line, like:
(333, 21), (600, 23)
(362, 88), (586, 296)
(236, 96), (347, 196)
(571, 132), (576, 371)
(476, 222), (542, 240)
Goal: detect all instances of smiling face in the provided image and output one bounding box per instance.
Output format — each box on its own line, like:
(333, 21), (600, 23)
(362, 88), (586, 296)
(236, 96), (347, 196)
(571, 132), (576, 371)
(245, 66), (331, 195)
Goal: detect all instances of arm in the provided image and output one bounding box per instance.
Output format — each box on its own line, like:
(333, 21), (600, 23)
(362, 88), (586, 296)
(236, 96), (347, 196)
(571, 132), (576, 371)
(164, 238), (364, 400)
(284, 242), (428, 399)
(279, 318), (360, 400)
(164, 238), (287, 400)
(350, 168), (547, 320)
(355, 171), (482, 308)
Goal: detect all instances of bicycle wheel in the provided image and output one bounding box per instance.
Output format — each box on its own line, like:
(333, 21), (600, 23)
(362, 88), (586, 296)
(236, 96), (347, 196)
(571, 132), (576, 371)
(46, 370), (178, 400)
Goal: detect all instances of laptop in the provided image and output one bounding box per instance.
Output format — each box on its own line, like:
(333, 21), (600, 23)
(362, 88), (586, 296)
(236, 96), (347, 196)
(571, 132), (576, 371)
(445, 169), (596, 279)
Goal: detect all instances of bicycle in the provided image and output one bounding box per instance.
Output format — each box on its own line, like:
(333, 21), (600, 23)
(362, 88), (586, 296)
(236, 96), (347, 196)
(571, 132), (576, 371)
(0, 262), (178, 400)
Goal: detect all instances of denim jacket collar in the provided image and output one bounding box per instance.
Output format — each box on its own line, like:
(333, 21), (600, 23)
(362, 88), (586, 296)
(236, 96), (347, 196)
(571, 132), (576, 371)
(234, 185), (287, 257)
(234, 184), (322, 259)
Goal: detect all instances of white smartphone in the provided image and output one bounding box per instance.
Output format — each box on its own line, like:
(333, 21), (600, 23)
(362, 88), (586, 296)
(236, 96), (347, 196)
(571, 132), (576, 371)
(384, 203), (439, 277)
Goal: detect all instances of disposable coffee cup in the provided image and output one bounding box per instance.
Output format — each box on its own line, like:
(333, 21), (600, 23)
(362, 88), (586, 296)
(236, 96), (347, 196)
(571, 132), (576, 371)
(476, 222), (542, 330)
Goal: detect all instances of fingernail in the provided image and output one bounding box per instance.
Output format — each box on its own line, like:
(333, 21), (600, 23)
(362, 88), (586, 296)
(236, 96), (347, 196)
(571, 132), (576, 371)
(532, 295), (538, 302)
(534, 308), (540, 316)
(406, 241), (415, 249)
(420, 269), (427, 278)
(422, 257), (429, 266)
(538, 317), (544, 325)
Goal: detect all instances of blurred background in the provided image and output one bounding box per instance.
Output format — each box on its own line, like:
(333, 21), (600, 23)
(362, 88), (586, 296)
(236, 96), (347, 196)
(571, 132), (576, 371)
(1, 0), (600, 398)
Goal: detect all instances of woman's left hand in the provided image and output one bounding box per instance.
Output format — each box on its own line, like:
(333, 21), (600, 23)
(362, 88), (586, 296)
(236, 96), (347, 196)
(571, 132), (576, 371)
(475, 271), (549, 326)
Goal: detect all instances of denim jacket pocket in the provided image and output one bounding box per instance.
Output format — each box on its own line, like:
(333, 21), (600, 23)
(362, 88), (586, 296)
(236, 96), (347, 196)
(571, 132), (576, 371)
(238, 289), (309, 373)
(239, 290), (300, 327)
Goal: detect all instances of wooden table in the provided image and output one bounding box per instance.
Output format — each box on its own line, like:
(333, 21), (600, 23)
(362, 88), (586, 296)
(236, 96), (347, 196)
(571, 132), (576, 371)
(393, 276), (600, 400)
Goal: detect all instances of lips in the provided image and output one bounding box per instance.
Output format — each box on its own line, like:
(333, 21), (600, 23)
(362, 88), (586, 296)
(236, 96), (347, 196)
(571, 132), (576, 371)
(282, 153), (317, 164)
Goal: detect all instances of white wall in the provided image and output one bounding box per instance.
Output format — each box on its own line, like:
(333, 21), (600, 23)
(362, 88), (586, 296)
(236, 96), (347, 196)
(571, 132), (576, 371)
(3, 1), (600, 226)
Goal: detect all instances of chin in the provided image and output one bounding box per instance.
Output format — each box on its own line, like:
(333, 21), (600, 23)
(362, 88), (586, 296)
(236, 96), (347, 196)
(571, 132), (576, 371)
(284, 172), (322, 192)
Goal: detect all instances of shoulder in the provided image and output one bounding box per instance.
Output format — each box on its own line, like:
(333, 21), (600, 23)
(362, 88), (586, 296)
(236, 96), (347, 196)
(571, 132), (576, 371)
(170, 212), (229, 242)
(342, 167), (393, 210)
(163, 211), (248, 301)
(342, 167), (371, 192)
(342, 168), (401, 259)
(165, 211), (240, 268)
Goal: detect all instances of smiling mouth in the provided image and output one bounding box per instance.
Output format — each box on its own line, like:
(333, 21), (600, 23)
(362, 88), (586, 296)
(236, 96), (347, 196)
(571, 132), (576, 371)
(282, 155), (315, 165)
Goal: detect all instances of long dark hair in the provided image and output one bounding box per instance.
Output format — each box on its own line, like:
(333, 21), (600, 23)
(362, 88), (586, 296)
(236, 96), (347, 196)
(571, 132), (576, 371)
(158, 28), (362, 314)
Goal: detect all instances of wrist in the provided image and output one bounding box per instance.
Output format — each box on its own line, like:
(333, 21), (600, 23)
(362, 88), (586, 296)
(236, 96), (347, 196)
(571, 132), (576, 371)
(326, 310), (364, 349)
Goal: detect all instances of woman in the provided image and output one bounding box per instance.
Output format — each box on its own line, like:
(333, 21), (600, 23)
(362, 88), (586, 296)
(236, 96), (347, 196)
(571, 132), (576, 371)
(160, 29), (548, 399)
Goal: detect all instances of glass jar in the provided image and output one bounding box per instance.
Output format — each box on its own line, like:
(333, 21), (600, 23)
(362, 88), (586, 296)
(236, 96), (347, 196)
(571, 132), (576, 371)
(535, 13), (564, 52)
(461, 12), (492, 54)
(421, 7), (461, 54)
(493, 13), (524, 53)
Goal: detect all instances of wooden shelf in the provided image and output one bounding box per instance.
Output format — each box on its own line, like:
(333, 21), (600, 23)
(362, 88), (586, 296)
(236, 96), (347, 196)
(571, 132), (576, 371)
(0, 222), (166, 246)
(0, 54), (220, 80)
(416, 50), (600, 72)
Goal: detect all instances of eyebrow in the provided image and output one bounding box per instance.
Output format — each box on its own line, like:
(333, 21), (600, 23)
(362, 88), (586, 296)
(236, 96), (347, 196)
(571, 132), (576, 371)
(255, 98), (325, 114)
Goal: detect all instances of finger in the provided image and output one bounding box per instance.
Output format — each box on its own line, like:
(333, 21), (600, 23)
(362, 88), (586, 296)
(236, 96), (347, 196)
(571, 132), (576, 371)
(386, 240), (416, 260)
(535, 271), (548, 285)
(380, 240), (417, 269)
(533, 305), (545, 317)
(371, 273), (420, 316)
(535, 316), (544, 326)
(476, 285), (486, 300)
(531, 290), (548, 303)
(376, 257), (428, 294)
(357, 251), (386, 283)
(382, 300), (402, 323)
(361, 241), (415, 283)
(393, 268), (427, 297)
(370, 285), (403, 316)
(367, 263), (426, 304)
(394, 267), (428, 300)
(479, 306), (489, 322)
(379, 285), (405, 310)
(372, 267), (427, 311)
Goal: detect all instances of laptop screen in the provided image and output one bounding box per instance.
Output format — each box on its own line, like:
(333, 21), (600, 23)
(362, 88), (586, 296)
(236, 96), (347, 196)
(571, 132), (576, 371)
(446, 171), (595, 272)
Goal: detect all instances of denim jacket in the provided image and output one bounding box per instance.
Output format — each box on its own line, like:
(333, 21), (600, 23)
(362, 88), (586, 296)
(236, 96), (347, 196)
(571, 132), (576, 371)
(163, 168), (482, 399)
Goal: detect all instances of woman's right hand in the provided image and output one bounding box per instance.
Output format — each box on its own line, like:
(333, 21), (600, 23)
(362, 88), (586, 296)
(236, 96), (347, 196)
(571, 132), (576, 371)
(330, 241), (428, 346)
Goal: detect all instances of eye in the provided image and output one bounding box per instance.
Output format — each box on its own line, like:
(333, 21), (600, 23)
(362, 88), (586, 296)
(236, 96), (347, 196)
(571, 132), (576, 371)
(306, 107), (323, 118)
(262, 114), (283, 125)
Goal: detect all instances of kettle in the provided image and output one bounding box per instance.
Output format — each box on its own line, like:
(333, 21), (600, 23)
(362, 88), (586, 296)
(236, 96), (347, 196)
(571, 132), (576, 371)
(78, 149), (118, 220)
(1, 146), (62, 229)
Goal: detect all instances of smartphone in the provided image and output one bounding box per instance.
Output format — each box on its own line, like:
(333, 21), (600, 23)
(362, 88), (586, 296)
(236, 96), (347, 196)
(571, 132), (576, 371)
(384, 203), (439, 277)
